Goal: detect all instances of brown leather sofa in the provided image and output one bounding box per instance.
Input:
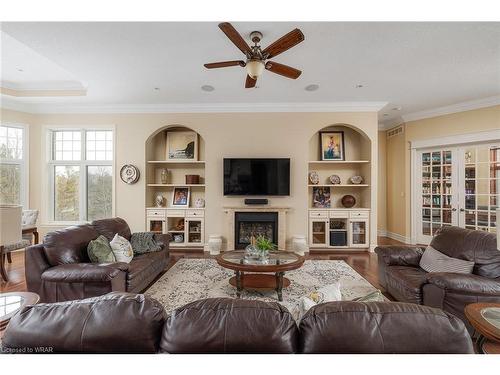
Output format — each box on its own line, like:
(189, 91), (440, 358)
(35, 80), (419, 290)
(1, 293), (473, 354)
(25, 218), (170, 303)
(375, 226), (500, 331)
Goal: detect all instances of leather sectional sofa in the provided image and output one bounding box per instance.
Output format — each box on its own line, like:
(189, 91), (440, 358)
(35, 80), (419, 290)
(25, 218), (170, 303)
(1, 293), (473, 354)
(375, 226), (500, 331)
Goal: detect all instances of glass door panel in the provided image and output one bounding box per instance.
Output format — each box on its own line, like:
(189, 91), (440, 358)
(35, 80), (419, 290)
(186, 219), (203, 245)
(350, 219), (368, 247)
(310, 220), (327, 246)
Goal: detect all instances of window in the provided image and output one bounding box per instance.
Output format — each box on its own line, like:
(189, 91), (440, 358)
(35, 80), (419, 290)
(0, 124), (27, 206)
(49, 129), (113, 222)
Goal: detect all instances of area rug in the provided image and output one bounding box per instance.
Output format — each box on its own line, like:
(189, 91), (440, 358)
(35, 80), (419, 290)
(145, 259), (382, 320)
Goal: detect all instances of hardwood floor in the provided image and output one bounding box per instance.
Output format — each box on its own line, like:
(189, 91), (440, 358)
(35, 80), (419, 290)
(0, 236), (404, 294)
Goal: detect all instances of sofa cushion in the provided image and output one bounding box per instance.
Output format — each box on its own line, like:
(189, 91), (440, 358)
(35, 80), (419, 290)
(87, 235), (116, 263)
(299, 301), (473, 354)
(43, 224), (98, 266)
(420, 245), (474, 274)
(160, 298), (299, 353)
(92, 217), (132, 242)
(431, 226), (500, 278)
(385, 266), (428, 304)
(126, 251), (167, 292)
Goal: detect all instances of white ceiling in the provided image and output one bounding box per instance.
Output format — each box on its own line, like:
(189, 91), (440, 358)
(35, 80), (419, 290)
(1, 22), (499, 126)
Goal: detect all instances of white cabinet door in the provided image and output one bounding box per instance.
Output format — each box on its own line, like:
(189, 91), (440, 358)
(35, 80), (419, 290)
(309, 218), (329, 247)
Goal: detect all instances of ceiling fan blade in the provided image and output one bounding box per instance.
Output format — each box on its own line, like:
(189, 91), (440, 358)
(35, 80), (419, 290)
(265, 61), (302, 79)
(245, 75), (257, 88)
(218, 22), (252, 56)
(262, 28), (304, 59)
(204, 60), (246, 69)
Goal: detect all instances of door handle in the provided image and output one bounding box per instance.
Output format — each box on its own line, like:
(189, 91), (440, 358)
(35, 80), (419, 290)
(451, 208), (457, 212)
(459, 208), (465, 212)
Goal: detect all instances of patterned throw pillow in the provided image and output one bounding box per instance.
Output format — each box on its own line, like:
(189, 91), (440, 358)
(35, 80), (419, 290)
(110, 234), (134, 263)
(87, 235), (116, 263)
(419, 245), (474, 274)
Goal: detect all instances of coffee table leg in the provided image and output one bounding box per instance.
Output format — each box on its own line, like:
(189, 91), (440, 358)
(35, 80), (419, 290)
(276, 272), (284, 301)
(476, 334), (486, 354)
(235, 270), (242, 298)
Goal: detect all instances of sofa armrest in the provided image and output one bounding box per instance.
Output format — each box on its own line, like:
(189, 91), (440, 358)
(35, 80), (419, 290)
(41, 263), (126, 283)
(154, 233), (171, 251)
(426, 273), (500, 296)
(375, 246), (425, 267)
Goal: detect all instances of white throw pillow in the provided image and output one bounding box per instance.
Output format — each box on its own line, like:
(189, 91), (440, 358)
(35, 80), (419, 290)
(109, 234), (134, 263)
(297, 282), (342, 320)
(419, 245), (474, 274)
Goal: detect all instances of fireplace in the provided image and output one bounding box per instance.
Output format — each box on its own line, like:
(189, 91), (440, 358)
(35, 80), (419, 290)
(234, 212), (278, 249)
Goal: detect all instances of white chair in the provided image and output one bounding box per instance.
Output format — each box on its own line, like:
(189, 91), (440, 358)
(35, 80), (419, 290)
(0, 205), (30, 282)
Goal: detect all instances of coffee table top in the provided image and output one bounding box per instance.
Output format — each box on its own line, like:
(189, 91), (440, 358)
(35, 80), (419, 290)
(216, 250), (304, 273)
(0, 292), (39, 328)
(465, 302), (500, 343)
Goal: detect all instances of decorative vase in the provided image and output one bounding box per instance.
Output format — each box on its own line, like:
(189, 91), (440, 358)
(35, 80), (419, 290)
(292, 235), (307, 256)
(160, 169), (169, 184)
(258, 249), (270, 264)
(208, 234), (222, 255)
(154, 193), (165, 207)
(244, 244), (259, 260)
(341, 194), (356, 208)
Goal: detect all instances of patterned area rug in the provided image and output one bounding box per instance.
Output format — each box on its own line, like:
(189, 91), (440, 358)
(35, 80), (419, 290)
(145, 258), (381, 320)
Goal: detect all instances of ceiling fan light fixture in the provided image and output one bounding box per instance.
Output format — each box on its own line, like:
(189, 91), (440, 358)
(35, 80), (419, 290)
(246, 59), (265, 79)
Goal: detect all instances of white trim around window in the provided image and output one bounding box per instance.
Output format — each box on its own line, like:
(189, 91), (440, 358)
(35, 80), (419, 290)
(0, 122), (29, 208)
(41, 125), (116, 226)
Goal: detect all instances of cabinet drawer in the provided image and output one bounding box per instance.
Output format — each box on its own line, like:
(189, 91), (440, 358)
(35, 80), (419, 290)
(309, 211), (328, 218)
(329, 211), (349, 219)
(349, 211), (369, 218)
(186, 209), (204, 218)
(166, 209), (185, 217)
(146, 209), (166, 218)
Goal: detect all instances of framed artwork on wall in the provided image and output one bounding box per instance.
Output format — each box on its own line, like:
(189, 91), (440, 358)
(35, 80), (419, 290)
(312, 187), (331, 208)
(166, 131), (198, 161)
(320, 131), (345, 161)
(171, 187), (190, 207)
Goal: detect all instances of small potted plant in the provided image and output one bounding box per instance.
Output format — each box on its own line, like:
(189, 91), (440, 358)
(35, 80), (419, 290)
(255, 235), (277, 262)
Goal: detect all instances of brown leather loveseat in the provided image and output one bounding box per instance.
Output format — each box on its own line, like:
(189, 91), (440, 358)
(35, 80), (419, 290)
(375, 226), (500, 331)
(1, 293), (473, 354)
(25, 218), (170, 303)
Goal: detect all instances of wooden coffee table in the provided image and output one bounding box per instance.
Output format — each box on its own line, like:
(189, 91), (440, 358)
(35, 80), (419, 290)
(216, 250), (304, 301)
(465, 302), (500, 354)
(0, 292), (40, 335)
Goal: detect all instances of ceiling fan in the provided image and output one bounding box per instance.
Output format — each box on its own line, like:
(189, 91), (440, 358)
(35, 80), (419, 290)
(204, 22), (305, 88)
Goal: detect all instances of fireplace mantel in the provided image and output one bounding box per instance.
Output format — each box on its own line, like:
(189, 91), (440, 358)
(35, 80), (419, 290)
(223, 206), (291, 251)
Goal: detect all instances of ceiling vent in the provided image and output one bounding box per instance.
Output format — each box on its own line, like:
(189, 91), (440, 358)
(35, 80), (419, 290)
(387, 125), (404, 139)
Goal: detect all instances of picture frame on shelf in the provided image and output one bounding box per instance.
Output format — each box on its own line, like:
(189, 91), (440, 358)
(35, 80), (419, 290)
(312, 187), (331, 208)
(171, 187), (190, 207)
(166, 131), (198, 161)
(320, 131), (345, 161)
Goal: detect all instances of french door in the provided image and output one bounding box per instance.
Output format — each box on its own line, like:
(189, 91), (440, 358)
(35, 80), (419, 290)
(415, 143), (499, 244)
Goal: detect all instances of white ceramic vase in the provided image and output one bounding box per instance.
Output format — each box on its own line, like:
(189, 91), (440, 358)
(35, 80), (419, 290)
(208, 234), (222, 255)
(292, 235), (307, 256)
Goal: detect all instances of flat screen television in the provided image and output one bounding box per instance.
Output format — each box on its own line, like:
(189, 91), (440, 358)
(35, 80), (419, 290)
(223, 158), (290, 196)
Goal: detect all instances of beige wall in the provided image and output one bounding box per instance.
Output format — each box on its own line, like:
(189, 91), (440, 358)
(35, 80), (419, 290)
(1, 108), (379, 249)
(384, 104), (500, 240)
(377, 130), (387, 233)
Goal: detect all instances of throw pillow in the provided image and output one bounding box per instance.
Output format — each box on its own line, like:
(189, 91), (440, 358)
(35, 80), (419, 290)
(352, 290), (385, 302)
(295, 282), (342, 320)
(87, 235), (116, 263)
(110, 233), (134, 263)
(419, 245), (474, 274)
(130, 232), (162, 255)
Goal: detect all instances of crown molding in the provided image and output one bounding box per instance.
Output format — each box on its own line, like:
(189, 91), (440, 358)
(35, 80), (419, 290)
(378, 117), (404, 131)
(401, 95), (500, 123)
(0, 99), (388, 115)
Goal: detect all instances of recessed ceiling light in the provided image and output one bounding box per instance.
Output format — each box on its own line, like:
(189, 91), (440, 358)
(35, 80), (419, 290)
(17, 68), (24, 72)
(392, 106), (402, 111)
(305, 84), (319, 92)
(153, 87), (160, 91)
(355, 84), (364, 88)
(383, 113), (389, 117)
(201, 85), (215, 92)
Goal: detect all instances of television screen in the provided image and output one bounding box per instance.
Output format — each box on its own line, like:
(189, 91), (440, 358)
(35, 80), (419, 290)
(223, 158), (290, 196)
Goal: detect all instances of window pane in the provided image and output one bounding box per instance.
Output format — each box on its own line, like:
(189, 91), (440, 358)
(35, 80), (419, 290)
(0, 126), (23, 160)
(87, 166), (112, 221)
(54, 165), (80, 221)
(86, 131), (113, 160)
(53, 131), (81, 161)
(0, 164), (21, 204)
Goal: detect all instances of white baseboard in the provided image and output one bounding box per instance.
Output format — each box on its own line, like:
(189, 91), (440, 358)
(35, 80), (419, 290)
(378, 229), (412, 244)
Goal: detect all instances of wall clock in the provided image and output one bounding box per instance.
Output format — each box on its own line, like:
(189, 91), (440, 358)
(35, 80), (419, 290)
(120, 164), (140, 184)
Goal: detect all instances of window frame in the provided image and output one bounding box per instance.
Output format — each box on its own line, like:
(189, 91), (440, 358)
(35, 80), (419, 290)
(0, 123), (29, 208)
(46, 127), (115, 225)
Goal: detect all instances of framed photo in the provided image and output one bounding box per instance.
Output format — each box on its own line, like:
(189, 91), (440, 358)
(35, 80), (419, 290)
(320, 131), (345, 161)
(171, 187), (190, 207)
(166, 131), (198, 161)
(312, 187), (331, 208)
